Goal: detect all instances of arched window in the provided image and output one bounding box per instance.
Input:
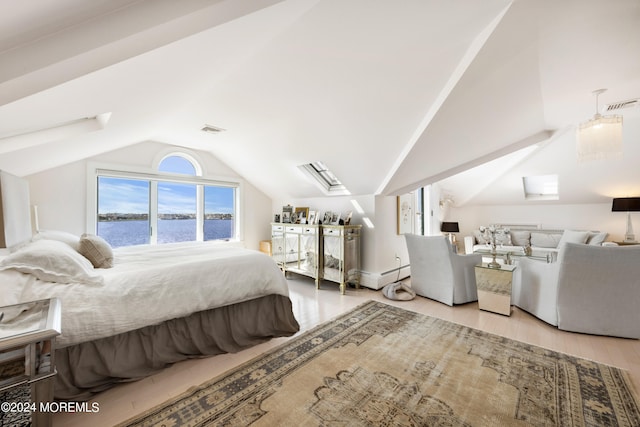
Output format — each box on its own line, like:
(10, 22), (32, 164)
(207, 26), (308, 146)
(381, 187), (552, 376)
(158, 154), (198, 175)
(94, 152), (237, 247)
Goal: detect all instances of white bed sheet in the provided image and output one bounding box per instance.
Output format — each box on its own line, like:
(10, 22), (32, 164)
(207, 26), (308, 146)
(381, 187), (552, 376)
(0, 241), (290, 348)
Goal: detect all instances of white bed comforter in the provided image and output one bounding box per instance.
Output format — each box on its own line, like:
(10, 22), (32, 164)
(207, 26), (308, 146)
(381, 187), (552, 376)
(0, 242), (290, 348)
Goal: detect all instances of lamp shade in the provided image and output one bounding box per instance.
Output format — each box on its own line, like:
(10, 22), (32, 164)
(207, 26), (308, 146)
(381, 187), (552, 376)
(612, 197), (640, 212)
(440, 222), (459, 233)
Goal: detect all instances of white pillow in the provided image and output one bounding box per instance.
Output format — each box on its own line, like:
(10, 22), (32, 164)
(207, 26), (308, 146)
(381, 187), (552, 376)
(557, 230), (590, 248)
(530, 232), (563, 248)
(510, 230), (531, 247)
(32, 230), (81, 251)
(586, 231), (608, 246)
(0, 240), (103, 285)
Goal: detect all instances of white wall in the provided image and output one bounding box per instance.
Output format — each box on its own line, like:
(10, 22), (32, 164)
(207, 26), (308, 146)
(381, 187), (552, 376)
(27, 141), (272, 250)
(450, 202), (628, 243)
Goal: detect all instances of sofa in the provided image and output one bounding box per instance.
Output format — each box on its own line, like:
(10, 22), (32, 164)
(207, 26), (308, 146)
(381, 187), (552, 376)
(464, 226), (609, 256)
(512, 242), (640, 339)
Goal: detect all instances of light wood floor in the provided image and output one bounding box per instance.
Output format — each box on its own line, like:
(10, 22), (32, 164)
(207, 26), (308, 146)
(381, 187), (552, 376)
(53, 277), (640, 426)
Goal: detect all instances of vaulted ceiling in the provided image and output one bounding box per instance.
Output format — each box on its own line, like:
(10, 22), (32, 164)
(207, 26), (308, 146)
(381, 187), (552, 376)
(0, 0), (638, 206)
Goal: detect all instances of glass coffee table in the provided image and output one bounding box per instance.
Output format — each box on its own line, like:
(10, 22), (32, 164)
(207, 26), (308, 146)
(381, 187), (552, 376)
(474, 247), (556, 264)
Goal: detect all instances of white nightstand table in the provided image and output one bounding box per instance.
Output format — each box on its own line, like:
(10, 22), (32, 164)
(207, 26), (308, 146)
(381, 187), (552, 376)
(474, 263), (516, 316)
(0, 298), (61, 427)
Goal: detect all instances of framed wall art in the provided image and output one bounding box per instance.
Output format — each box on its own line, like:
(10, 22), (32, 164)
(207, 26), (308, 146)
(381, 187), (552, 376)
(397, 193), (414, 235)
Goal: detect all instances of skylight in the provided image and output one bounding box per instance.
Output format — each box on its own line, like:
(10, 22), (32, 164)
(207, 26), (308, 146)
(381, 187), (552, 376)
(522, 174), (559, 201)
(299, 161), (350, 195)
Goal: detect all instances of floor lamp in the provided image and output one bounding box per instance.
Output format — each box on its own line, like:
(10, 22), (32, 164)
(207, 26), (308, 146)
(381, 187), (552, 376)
(612, 197), (640, 243)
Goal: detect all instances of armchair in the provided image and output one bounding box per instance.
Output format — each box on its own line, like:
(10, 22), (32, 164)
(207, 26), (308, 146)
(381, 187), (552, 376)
(513, 243), (640, 338)
(405, 234), (482, 306)
(556, 243), (640, 338)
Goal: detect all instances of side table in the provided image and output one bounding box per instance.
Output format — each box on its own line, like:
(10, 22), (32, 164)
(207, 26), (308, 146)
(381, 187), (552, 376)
(474, 263), (515, 316)
(0, 298), (61, 427)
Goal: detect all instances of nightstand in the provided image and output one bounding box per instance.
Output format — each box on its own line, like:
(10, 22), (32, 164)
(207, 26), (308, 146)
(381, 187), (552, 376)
(0, 299), (61, 427)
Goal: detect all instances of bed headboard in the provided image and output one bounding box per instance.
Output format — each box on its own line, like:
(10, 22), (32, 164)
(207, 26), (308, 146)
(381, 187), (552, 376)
(0, 170), (33, 250)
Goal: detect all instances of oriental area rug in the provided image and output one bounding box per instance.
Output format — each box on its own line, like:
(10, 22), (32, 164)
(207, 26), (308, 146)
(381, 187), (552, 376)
(120, 300), (640, 426)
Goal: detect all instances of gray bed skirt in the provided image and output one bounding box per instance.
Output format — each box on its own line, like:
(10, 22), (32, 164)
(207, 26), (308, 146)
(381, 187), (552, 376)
(54, 294), (300, 401)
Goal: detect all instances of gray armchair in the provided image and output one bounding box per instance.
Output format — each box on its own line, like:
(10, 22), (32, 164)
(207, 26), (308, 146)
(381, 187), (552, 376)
(556, 243), (640, 338)
(513, 243), (640, 338)
(405, 234), (482, 306)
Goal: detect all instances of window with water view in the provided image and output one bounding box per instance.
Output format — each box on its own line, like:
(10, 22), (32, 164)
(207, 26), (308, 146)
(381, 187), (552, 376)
(96, 155), (236, 248)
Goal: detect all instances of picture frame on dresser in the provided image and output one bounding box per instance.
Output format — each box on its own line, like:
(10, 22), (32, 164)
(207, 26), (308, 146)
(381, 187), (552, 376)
(344, 211), (353, 225)
(295, 207), (309, 224)
(322, 211), (333, 225)
(308, 210), (317, 225)
(330, 212), (341, 225)
(282, 205), (293, 223)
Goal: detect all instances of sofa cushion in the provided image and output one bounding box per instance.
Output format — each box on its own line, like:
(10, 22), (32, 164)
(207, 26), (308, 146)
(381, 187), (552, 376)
(473, 230), (488, 244)
(510, 230), (531, 247)
(494, 228), (512, 246)
(530, 232), (563, 248)
(586, 231), (608, 246)
(557, 230), (590, 249)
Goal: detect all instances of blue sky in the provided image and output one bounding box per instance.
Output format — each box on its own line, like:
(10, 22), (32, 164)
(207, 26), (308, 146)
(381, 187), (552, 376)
(98, 156), (235, 214)
(98, 177), (234, 214)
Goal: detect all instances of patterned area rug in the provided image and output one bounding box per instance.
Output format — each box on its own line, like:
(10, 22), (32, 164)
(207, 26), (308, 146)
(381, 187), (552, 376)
(0, 358), (31, 427)
(120, 300), (640, 426)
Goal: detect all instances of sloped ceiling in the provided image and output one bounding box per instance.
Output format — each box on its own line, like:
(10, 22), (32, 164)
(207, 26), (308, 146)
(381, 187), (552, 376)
(0, 0), (638, 205)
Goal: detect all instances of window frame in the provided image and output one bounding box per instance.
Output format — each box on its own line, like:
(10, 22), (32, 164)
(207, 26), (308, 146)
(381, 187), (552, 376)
(87, 160), (242, 245)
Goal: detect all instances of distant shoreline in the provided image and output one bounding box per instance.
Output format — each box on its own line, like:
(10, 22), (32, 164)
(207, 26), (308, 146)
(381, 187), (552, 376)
(98, 214), (232, 221)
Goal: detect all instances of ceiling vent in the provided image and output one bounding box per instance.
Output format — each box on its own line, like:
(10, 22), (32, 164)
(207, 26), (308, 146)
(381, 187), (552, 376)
(603, 98), (639, 112)
(201, 124), (225, 134)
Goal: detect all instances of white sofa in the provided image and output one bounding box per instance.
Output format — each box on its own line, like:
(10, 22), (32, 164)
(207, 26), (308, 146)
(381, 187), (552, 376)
(512, 242), (640, 339)
(464, 227), (609, 256)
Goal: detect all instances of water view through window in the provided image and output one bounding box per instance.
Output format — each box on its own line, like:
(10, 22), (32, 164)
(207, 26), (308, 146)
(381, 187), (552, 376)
(97, 156), (235, 247)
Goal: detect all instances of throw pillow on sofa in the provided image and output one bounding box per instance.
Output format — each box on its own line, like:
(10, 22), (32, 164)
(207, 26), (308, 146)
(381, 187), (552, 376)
(586, 231), (608, 245)
(557, 230), (590, 249)
(510, 230), (531, 247)
(473, 229), (488, 244)
(494, 228), (512, 246)
(530, 232), (563, 248)
(474, 227), (512, 246)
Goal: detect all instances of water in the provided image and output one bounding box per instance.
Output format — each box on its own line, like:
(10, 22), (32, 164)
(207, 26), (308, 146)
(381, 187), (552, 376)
(97, 219), (234, 248)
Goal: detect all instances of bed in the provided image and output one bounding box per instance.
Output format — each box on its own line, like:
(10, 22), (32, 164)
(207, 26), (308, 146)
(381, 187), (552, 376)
(0, 171), (300, 400)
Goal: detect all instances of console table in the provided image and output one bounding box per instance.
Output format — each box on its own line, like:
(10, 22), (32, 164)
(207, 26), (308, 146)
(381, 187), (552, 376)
(0, 298), (61, 427)
(474, 264), (516, 316)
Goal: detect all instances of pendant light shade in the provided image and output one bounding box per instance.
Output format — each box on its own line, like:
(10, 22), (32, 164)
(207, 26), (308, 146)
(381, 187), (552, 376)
(577, 89), (623, 162)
